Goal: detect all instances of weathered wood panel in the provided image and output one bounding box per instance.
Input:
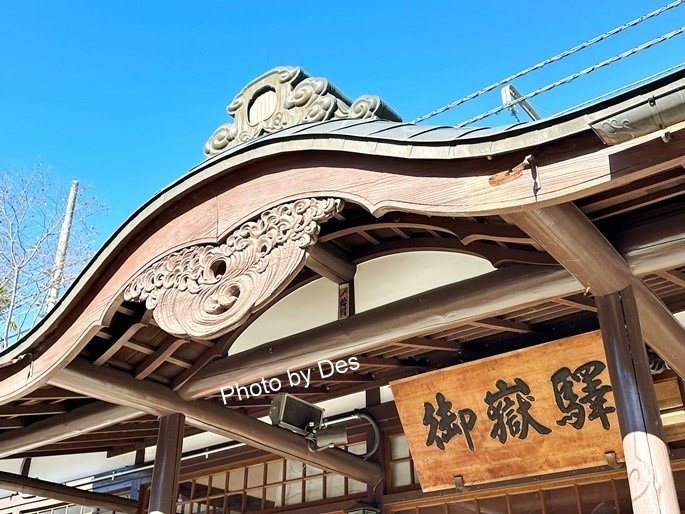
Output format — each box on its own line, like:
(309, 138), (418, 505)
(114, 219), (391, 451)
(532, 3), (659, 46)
(391, 331), (624, 491)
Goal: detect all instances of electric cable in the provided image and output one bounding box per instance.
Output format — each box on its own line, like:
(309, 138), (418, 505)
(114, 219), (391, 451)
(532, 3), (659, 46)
(555, 61), (685, 115)
(455, 26), (685, 127)
(412, 0), (685, 124)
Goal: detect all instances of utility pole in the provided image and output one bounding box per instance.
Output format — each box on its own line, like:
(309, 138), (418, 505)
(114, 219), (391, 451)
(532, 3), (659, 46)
(46, 181), (79, 313)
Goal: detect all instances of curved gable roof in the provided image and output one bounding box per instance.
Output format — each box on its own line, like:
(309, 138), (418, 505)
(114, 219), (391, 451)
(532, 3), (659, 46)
(0, 66), (684, 406)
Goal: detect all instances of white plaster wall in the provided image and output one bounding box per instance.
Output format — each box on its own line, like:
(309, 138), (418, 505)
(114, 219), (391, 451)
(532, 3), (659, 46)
(675, 311), (685, 325)
(0, 452), (136, 499)
(231, 251), (495, 355)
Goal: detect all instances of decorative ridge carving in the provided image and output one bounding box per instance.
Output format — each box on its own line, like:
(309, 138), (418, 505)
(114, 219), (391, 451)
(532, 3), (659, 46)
(124, 198), (344, 340)
(203, 66), (401, 157)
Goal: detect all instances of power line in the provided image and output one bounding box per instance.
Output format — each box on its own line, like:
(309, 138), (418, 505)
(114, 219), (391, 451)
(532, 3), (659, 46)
(412, 0), (685, 124)
(555, 61), (685, 116)
(455, 26), (685, 127)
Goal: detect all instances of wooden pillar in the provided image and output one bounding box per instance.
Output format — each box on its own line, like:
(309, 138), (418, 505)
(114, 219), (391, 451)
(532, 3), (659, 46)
(596, 286), (679, 513)
(148, 413), (184, 514)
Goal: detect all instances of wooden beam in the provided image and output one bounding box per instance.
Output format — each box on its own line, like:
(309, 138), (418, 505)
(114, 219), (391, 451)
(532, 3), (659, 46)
(615, 212), (685, 275)
(503, 203), (685, 379)
(148, 413), (184, 514)
(178, 265), (579, 400)
(0, 471), (139, 514)
(596, 286), (679, 513)
(305, 244), (356, 284)
(0, 403), (69, 417)
(0, 402), (141, 458)
(50, 359), (382, 485)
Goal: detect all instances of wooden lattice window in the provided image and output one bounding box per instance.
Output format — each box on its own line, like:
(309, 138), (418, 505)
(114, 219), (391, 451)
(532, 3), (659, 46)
(387, 467), (685, 513)
(171, 441), (368, 513)
(30, 505), (122, 514)
(387, 433), (419, 492)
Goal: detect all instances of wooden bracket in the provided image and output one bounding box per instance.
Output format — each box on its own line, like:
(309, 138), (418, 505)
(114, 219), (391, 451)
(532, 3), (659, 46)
(453, 475), (469, 492)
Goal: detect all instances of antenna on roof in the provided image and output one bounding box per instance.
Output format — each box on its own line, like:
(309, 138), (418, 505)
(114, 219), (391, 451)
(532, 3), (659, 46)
(501, 84), (541, 121)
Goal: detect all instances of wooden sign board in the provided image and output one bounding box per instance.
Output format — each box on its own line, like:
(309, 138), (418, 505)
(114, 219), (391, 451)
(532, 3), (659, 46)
(390, 331), (623, 491)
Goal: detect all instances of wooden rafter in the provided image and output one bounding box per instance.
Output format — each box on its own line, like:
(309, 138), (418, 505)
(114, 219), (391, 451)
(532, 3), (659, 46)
(657, 269), (685, 289)
(0, 403), (69, 417)
(93, 323), (145, 366)
(124, 340), (192, 369)
(352, 237), (557, 267)
(466, 317), (533, 334)
(393, 337), (461, 352)
(23, 388), (88, 401)
(553, 295), (597, 312)
(134, 338), (188, 380)
(355, 356), (427, 368)
(318, 212), (532, 246)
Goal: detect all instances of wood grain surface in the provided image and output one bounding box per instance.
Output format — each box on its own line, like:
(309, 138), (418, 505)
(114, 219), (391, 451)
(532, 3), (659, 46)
(391, 331), (624, 491)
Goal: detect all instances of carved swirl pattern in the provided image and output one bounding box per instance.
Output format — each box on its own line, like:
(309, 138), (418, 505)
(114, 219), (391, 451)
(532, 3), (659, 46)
(124, 198), (344, 340)
(203, 67), (400, 157)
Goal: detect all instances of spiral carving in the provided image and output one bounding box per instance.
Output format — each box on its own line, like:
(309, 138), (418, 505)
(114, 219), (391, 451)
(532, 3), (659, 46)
(124, 198), (344, 340)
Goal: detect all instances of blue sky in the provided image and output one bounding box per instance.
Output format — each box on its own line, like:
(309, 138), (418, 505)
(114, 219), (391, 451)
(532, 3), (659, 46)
(1, 1), (683, 244)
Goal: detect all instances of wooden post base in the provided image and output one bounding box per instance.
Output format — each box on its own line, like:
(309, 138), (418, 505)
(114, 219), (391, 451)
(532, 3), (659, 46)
(596, 286), (679, 513)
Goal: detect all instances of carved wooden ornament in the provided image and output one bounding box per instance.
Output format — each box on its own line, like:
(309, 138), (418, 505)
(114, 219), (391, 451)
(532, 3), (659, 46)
(203, 66), (401, 156)
(124, 198), (343, 340)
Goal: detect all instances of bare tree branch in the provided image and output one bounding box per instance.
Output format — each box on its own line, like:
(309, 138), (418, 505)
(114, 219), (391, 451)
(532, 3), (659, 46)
(0, 162), (106, 347)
